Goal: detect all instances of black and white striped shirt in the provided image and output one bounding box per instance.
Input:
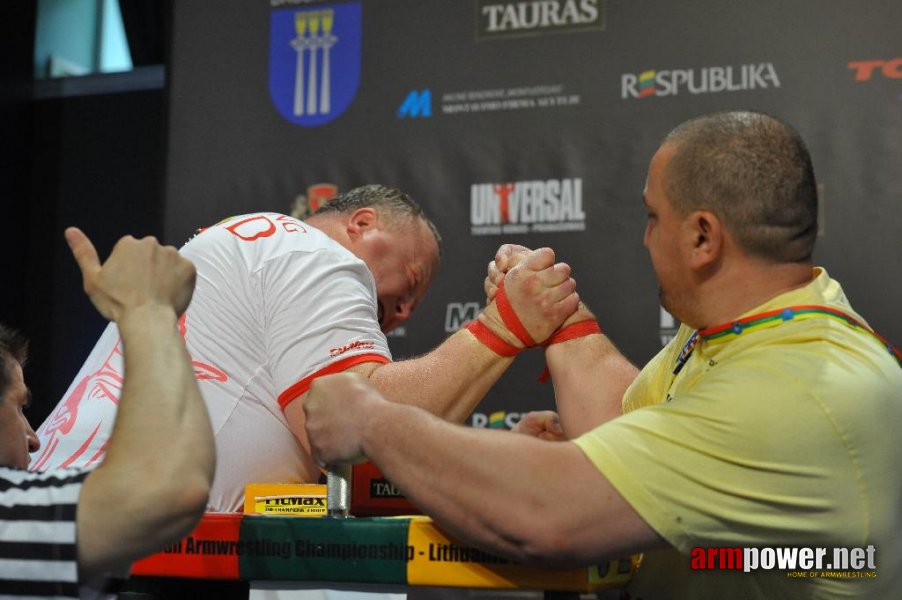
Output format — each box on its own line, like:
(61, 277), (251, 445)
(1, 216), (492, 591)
(0, 467), (89, 599)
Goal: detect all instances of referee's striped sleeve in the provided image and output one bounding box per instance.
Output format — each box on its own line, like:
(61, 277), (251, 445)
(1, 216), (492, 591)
(0, 467), (90, 599)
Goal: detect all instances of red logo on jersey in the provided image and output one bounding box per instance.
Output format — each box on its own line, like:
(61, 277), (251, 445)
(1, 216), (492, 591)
(31, 317), (229, 472)
(226, 215), (277, 241)
(224, 214), (307, 240)
(274, 214), (307, 234)
(329, 340), (376, 357)
(31, 343), (124, 471)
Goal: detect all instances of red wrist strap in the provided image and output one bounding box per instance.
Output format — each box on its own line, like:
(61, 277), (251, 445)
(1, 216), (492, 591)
(537, 320), (603, 383)
(496, 279), (538, 347)
(544, 320), (602, 346)
(466, 320), (521, 357)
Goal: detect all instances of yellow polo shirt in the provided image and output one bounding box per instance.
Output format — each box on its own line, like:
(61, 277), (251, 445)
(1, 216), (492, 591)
(574, 269), (902, 598)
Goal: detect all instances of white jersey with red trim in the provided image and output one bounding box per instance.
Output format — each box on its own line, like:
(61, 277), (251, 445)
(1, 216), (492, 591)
(31, 213), (391, 511)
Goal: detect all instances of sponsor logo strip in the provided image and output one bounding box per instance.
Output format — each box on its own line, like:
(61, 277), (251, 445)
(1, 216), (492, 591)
(440, 84), (580, 115)
(133, 514), (633, 590)
(476, 0), (604, 39)
(622, 63), (780, 99)
(131, 514), (242, 579)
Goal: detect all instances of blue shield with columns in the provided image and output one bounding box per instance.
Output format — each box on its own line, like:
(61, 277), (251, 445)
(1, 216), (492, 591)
(269, 3), (362, 127)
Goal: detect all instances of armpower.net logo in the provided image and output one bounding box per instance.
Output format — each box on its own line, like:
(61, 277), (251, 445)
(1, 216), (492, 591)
(692, 545), (878, 579)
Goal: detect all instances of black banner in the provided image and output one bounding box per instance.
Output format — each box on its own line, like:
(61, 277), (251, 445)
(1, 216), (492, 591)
(164, 0), (902, 425)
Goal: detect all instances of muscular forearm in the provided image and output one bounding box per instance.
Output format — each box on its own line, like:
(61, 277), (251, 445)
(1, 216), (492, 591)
(367, 327), (513, 422)
(546, 335), (638, 437)
(78, 305), (215, 577)
(358, 249), (579, 422)
(355, 398), (655, 565)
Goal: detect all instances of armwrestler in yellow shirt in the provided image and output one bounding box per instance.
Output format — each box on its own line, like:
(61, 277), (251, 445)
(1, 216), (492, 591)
(302, 111), (902, 599)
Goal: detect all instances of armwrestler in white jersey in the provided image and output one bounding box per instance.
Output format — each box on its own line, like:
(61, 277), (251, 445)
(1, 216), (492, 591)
(33, 185), (580, 511)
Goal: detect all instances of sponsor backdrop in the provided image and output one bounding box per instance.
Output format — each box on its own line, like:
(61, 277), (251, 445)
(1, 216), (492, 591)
(164, 0), (902, 428)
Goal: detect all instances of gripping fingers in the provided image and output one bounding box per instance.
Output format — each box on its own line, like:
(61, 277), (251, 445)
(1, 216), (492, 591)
(537, 285), (580, 328)
(512, 410), (564, 439)
(522, 247), (556, 271)
(539, 262), (573, 288)
(494, 244), (533, 273)
(487, 260), (503, 285)
(485, 260), (504, 301)
(556, 291), (581, 321)
(546, 276), (578, 303)
(484, 277), (498, 303)
(503, 248), (556, 287)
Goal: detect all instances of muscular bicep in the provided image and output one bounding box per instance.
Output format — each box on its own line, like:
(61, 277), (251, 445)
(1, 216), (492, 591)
(550, 443), (667, 562)
(282, 361), (383, 447)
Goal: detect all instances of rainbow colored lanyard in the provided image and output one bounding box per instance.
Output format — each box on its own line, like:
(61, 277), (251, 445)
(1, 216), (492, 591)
(673, 305), (902, 375)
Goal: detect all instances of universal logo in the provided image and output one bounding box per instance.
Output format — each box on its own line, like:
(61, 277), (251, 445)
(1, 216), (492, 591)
(470, 178), (586, 236)
(476, 0), (604, 40)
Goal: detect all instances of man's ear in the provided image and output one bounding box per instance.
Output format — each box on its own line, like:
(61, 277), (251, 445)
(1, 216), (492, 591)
(685, 210), (723, 269)
(346, 207), (379, 240)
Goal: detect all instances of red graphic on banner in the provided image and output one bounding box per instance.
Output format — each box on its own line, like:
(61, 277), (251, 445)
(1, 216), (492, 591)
(493, 183), (515, 224)
(307, 183), (339, 212)
(848, 58), (902, 81)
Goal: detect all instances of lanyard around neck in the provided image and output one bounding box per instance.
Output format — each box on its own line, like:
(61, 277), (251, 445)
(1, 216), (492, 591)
(673, 305), (902, 375)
